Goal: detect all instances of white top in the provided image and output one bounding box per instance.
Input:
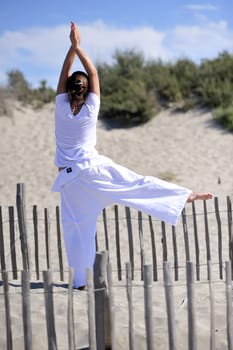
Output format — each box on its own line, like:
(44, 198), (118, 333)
(54, 92), (100, 167)
(52, 91), (113, 192)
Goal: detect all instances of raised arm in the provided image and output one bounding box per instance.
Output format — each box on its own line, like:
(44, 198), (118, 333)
(70, 21), (100, 97)
(56, 46), (76, 95)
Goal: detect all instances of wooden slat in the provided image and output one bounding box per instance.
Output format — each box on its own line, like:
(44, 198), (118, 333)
(94, 251), (108, 350)
(186, 261), (197, 350)
(192, 202), (200, 281)
(172, 226), (179, 281)
(182, 208), (190, 262)
(225, 261), (233, 350)
(138, 211), (145, 280)
(102, 208), (109, 252)
(214, 197), (223, 279)
(0, 206), (6, 275)
(203, 200), (211, 279)
(163, 261), (177, 350)
(95, 231), (99, 252)
(44, 208), (51, 269)
(107, 262), (115, 350)
(2, 270), (13, 350)
(125, 207), (134, 280)
(55, 206), (64, 281)
(148, 215), (158, 281)
(114, 205), (122, 280)
(33, 205), (40, 280)
(143, 265), (154, 350)
(87, 268), (97, 350)
(208, 261), (216, 350)
(8, 206), (17, 280)
(161, 221), (168, 262)
(43, 270), (57, 350)
(226, 196), (233, 279)
(16, 183), (30, 270)
(21, 270), (33, 350)
(67, 268), (76, 350)
(126, 262), (135, 350)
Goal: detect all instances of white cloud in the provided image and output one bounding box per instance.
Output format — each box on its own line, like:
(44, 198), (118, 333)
(0, 22), (167, 87)
(183, 3), (220, 23)
(167, 20), (233, 62)
(184, 4), (219, 11)
(81, 21), (168, 64)
(0, 19), (232, 88)
(0, 25), (69, 67)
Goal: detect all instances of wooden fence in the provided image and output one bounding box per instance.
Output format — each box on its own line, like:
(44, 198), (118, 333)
(0, 184), (232, 282)
(1, 256), (233, 350)
(0, 183), (233, 349)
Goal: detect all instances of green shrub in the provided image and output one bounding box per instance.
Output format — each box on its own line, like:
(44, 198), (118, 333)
(213, 105), (233, 131)
(6, 69), (55, 106)
(4, 50), (233, 131)
(196, 52), (233, 108)
(144, 61), (182, 105)
(99, 51), (158, 126)
(100, 78), (157, 126)
(33, 80), (55, 107)
(171, 58), (198, 99)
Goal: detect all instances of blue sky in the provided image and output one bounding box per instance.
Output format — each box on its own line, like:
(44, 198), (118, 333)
(0, 0), (232, 88)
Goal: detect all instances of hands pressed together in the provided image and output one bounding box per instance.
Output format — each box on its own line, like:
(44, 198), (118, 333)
(70, 21), (81, 49)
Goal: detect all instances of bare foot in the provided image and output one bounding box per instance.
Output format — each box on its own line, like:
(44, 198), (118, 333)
(187, 192), (213, 203)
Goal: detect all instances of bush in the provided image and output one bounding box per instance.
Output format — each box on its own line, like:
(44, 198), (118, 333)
(33, 80), (55, 108)
(99, 51), (158, 126)
(7, 69), (33, 104)
(3, 50), (233, 131)
(100, 77), (157, 126)
(6, 69), (55, 106)
(196, 52), (233, 108)
(171, 58), (198, 99)
(144, 61), (182, 105)
(213, 105), (233, 131)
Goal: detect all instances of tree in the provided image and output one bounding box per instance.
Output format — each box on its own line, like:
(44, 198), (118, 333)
(6, 70), (55, 105)
(35, 80), (55, 104)
(98, 50), (158, 126)
(7, 69), (32, 103)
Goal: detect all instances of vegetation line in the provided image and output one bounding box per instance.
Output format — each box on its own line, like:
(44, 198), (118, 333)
(1, 50), (233, 131)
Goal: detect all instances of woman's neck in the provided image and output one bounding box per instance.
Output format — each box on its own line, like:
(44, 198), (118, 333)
(71, 98), (84, 115)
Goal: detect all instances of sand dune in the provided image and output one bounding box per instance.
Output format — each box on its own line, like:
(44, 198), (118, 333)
(0, 102), (232, 349)
(0, 102), (232, 209)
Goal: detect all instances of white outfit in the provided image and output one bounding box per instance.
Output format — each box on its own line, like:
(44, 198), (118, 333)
(52, 92), (191, 288)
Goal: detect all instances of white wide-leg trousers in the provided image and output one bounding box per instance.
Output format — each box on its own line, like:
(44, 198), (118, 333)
(57, 161), (191, 288)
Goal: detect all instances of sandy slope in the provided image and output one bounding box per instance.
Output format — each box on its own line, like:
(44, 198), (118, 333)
(0, 102), (232, 349)
(0, 102), (232, 209)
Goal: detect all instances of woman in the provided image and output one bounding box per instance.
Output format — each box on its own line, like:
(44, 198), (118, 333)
(52, 21), (212, 289)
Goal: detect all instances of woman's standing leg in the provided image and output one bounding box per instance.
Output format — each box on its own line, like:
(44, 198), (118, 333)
(60, 180), (101, 288)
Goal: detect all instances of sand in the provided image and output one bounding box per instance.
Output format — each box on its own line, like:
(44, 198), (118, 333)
(0, 102), (232, 208)
(0, 101), (232, 349)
